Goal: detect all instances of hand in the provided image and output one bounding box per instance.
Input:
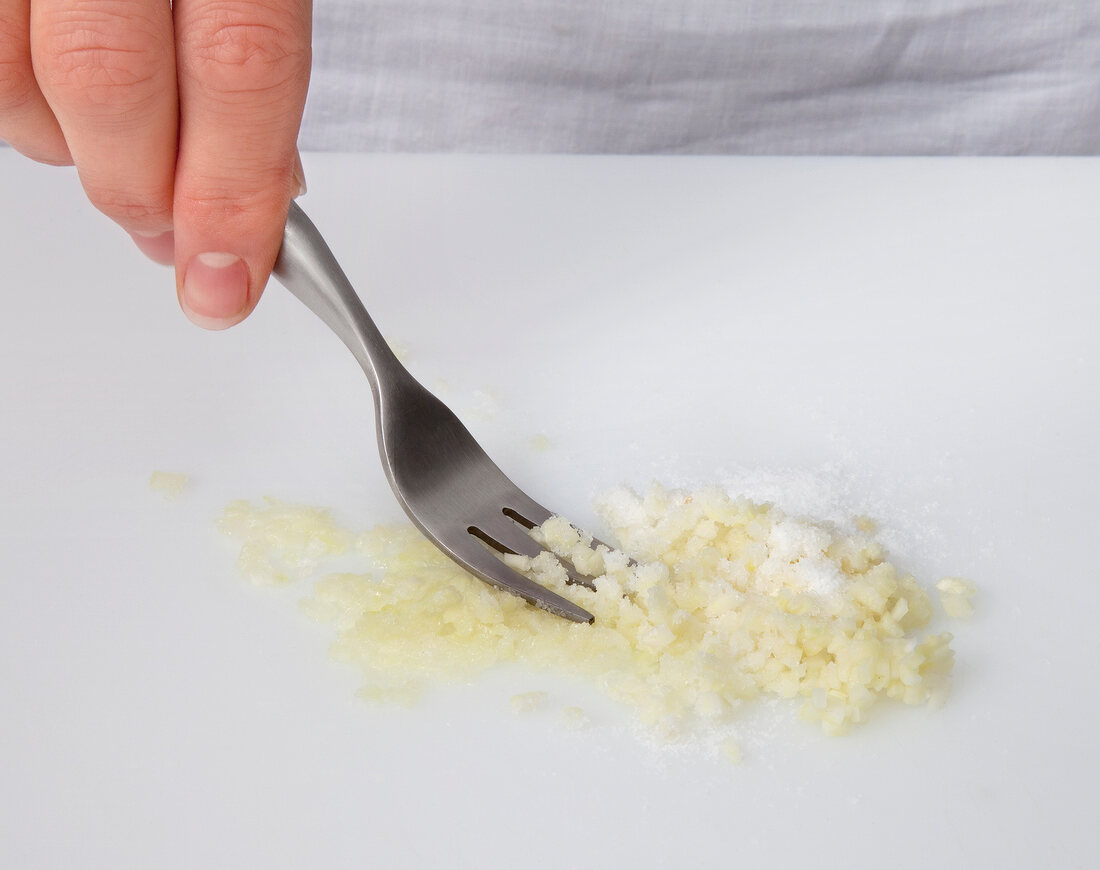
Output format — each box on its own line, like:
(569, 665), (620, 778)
(0, 0), (312, 329)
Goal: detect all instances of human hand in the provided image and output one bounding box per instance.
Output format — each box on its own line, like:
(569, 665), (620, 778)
(0, 0), (312, 329)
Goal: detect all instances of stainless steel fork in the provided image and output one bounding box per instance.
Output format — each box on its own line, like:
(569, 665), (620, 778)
(272, 202), (595, 623)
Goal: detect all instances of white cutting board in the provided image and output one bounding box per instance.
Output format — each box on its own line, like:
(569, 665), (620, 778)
(1, 152), (1097, 869)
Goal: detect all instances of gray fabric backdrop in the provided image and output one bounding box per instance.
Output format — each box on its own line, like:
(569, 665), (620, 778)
(302, 0), (1100, 153)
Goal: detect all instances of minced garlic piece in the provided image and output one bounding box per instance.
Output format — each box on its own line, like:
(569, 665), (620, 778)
(385, 336), (410, 362)
(936, 576), (977, 619)
(530, 434), (554, 452)
(510, 692), (548, 713)
(468, 388), (501, 422)
(149, 470), (188, 499)
(560, 706), (589, 730)
(221, 484), (965, 745)
(853, 515), (877, 533)
(218, 498), (351, 586)
(721, 739), (742, 765)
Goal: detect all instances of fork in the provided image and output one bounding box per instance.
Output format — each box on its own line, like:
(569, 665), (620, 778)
(272, 202), (595, 623)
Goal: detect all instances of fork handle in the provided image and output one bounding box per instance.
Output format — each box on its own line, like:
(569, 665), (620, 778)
(273, 202), (409, 399)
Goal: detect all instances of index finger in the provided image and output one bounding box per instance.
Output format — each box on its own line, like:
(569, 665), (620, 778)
(172, 0), (311, 329)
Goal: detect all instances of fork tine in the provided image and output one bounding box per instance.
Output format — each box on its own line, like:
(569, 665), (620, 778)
(502, 490), (628, 566)
(475, 518), (598, 591)
(500, 491), (554, 528)
(451, 538), (594, 624)
(470, 520), (543, 559)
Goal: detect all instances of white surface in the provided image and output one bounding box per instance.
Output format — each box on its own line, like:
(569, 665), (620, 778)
(1, 152), (1098, 869)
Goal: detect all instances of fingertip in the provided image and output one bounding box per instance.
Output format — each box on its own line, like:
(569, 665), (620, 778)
(179, 251), (252, 330)
(30, 148), (74, 167)
(130, 229), (175, 266)
(178, 296), (250, 331)
(292, 150), (307, 198)
(5, 136), (73, 167)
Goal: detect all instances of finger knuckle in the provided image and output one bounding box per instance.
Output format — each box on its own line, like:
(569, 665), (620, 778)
(182, 8), (308, 103)
(177, 171), (288, 225)
(86, 185), (172, 226)
(37, 9), (168, 114)
(0, 22), (35, 112)
(0, 58), (37, 114)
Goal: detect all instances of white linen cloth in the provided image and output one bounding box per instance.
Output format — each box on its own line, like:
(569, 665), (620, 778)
(303, 0), (1100, 153)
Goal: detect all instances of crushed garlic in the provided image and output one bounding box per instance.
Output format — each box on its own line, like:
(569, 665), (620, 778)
(219, 483), (971, 747)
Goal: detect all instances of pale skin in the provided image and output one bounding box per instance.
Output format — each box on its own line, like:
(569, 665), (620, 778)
(0, 0), (312, 329)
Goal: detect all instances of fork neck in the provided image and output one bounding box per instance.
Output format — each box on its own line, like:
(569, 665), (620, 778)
(273, 202), (413, 399)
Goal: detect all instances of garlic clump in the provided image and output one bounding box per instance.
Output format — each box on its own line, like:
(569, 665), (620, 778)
(220, 484), (970, 742)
